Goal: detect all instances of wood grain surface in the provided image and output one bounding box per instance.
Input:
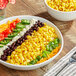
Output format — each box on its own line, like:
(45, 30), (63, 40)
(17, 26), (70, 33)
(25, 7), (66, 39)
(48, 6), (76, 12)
(0, 0), (76, 76)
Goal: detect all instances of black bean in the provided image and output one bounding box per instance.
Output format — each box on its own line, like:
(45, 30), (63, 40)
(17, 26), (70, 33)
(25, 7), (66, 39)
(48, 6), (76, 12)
(29, 28), (33, 32)
(35, 28), (39, 31)
(25, 37), (27, 40)
(4, 52), (8, 56)
(18, 38), (21, 41)
(1, 55), (7, 61)
(38, 20), (40, 23)
(34, 24), (38, 27)
(24, 34), (27, 37)
(25, 33), (30, 36)
(38, 24), (42, 27)
(16, 43), (19, 46)
(8, 45), (11, 48)
(8, 51), (12, 56)
(17, 40), (20, 44)
(42, 23), (44, 26)
(22, 39), (25, 42)
(4, 49), (8, 53)
(20, 41), (23, 44)
(12, 43), (16, 46)
(31, 26), (34, 29)
(1, 20), (44, 61)
(13, 46), (17, 50)
(9, 50), (12, 52)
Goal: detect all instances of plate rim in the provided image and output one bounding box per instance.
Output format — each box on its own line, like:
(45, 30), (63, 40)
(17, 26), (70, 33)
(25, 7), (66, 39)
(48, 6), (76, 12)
(0, 15), (64, 68)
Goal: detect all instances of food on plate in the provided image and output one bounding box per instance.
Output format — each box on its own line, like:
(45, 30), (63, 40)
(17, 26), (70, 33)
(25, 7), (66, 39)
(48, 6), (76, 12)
(0, 18), (61, 65)
(47, 0), (76, 12)
(0, 18), (20, 42)
(0, 18), (32, 58)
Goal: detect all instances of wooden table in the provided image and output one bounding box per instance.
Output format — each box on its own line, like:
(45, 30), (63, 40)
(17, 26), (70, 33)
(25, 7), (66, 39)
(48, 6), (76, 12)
(0, 0), (76, 76)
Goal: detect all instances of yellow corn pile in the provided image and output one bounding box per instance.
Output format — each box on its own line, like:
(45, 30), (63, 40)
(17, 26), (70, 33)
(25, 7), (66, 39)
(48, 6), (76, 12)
(47, 0), (76, 12)
(6, 23), (57, 65)
(37, 44), (61, 64)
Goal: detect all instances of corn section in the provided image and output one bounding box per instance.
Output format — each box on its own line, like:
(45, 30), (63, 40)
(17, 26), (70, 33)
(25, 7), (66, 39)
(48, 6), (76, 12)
(6, 24), (57, 65)
(37, 44), (61, 64)
(47, 0), (76, 12)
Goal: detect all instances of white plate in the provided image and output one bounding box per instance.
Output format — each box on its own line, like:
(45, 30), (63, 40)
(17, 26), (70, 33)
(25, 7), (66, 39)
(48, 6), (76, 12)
(44, 0), (76, 21)
(0, 15), (63, 70)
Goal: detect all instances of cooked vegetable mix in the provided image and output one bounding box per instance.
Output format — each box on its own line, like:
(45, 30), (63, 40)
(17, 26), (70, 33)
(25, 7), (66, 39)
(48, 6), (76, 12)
(0, 18), (30, 47)
(0, 18), (61, 66)
(28, 38), (60, 65)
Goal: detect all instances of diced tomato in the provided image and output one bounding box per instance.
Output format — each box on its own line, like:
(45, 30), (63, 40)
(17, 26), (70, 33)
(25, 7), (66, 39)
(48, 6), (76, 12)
(9, 19), (20, 30)
(6, 28), (12, 34)
(12, 22), (16, 28)
(2, 28), (12, 37)
(0, 19), (20, 41)
(0, 18), (20, 41)
(15, 18), (21, 24)
(10, 22), (16, 30)
(3, 33), (6, 37)
(0, 33), (4, 41)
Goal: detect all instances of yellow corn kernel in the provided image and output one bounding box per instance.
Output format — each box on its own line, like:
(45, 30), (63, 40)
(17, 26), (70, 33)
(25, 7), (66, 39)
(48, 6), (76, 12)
(47, 0), (76, 12)
(6, 23), (58, 65)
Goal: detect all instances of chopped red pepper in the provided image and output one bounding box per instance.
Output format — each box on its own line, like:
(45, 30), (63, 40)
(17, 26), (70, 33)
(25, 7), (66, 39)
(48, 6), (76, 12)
(10, 22), (16, 30)
(0, 18), (21, 41)
(3, 28), (12, 37)
(15, 18), (21, 24)
(0, 33), (4, 41)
